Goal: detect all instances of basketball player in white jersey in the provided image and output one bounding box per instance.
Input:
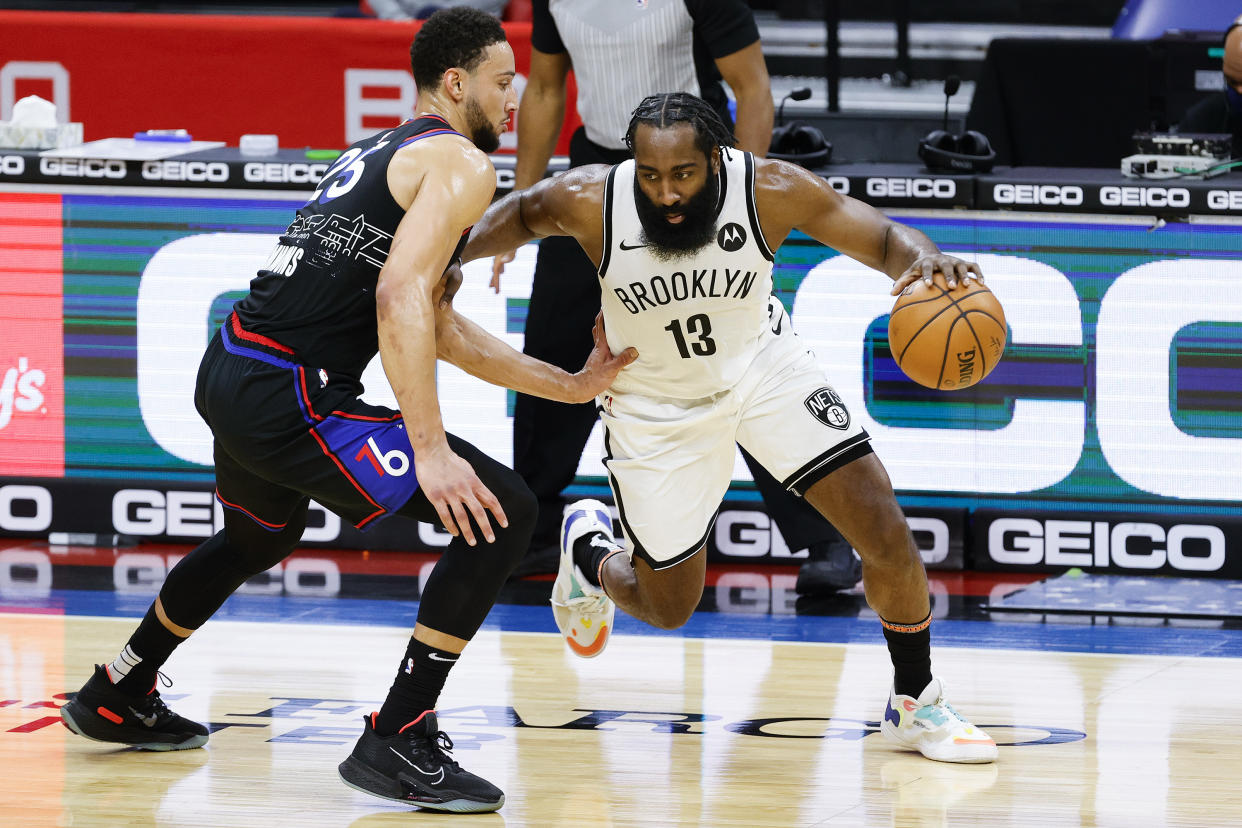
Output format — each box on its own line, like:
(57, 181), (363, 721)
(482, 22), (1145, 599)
(462, 93), (996, 764)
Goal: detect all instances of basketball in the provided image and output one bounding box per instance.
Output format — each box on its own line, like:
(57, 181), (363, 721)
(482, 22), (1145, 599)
(887, 279), (1006, 390)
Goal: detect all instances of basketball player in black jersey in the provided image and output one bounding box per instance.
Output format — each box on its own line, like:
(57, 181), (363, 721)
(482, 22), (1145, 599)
(463, 93), (997, 765)
(58, 8), (635, 813)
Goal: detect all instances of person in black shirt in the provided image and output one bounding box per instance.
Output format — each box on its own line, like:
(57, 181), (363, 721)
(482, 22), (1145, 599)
(1178, 15), (1242, 158)
(58, 8), (633, 814)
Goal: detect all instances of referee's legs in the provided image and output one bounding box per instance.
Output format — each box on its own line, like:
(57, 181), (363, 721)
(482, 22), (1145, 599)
(512, 233), (602, 572)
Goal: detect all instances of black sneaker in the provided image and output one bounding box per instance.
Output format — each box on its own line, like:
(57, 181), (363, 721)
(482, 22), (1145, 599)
(795, 541), (863, 596)
(60, 665), (209, 751)
(338, 712), (504, 813)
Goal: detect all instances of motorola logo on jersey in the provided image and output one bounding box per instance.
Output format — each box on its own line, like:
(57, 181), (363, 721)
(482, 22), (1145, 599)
(804, 387), (850, 429)
(717, 223), (747, 252)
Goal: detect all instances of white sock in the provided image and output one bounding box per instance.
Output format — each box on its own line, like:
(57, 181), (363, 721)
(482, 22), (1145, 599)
(107, 644), (142, 683)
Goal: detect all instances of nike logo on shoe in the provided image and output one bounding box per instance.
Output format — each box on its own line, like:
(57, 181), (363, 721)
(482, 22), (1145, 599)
(389, 747), (446, 785)
(588, 535), (620, 552)
(618, 240), (648, 250)
(128, 706), (159, 728)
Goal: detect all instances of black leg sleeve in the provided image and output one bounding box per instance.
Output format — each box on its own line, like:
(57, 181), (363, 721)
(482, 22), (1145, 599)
(158, 500), (309, 630)
(396, 434), (537, 640)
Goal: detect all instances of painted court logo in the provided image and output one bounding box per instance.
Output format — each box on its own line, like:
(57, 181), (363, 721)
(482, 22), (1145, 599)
(804, 387), (850, 429)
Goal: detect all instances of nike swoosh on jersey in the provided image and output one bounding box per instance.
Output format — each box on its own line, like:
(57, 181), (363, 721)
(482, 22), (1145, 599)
(618, 240), (648, 250)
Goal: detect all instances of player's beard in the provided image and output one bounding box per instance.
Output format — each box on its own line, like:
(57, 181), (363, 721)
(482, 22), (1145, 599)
(465, 96), (501, 153)
(633, 168), (721, 261)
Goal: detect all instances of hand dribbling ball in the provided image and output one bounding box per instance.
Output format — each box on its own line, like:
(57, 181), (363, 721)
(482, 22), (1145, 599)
(887, 279), (1006, 390)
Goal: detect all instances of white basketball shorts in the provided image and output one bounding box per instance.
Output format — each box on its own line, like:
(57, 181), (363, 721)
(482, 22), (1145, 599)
(597, 322), (872, 571)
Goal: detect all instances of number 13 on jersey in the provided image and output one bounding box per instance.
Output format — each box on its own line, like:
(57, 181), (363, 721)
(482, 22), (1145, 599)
(665, 314), (717, 358)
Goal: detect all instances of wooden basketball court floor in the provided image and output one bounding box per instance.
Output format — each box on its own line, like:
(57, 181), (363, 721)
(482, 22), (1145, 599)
(3, 540), (1242, 827)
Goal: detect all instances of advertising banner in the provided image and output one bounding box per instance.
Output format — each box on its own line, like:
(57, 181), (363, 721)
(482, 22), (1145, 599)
(0, 186), (1239, 572)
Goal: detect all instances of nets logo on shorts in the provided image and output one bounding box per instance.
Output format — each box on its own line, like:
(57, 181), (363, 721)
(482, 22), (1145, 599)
(717, 223), (747, 252)
(804, 387), (850, 429)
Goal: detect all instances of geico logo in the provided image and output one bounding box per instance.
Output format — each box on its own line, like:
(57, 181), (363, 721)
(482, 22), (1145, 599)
(495, 167), (515, 190)
(0, 155), (24, 175)
(39, 157), (127, 179)
(714, 571), (799, 615)
(865, 177), (955, 199)
(242, 162), (330, 184)
(714, 510), (796, 558)
(992, 183), (1084, 206)
(141, 160), (230, 182)
(825, 176), (850, 195)
(1206, 190), (1242, 211)
(1098, 186), (1190, 208)
(0, 484), (53, 532)
(987, 518), (1226, 572)
(112, 489), (341, 541)
(0, 548), (52, 598)
(714, 509), (948, 565)
(111, 553), (341, 598)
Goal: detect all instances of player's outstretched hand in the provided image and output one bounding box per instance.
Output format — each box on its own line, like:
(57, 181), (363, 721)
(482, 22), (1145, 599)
(414, 443), (508, 546)
(891, 255), (984, 295)
(571, 313), (638, 402)
(489, 249), (516, 293)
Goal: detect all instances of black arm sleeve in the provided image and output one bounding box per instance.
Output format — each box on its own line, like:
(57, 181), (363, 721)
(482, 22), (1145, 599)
(530, 0), (566, 55)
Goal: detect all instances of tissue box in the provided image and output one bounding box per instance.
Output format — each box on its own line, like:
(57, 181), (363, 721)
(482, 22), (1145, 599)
(0, 121), (85, 150)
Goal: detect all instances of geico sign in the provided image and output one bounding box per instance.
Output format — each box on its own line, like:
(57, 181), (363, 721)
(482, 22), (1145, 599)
(111, 551), (341, 598)
(1099, 186), (1190, 209)
(1206, 190), (1242, 211)
(714, 510), (950, 564)
(992, 183), (1084, 206)
(142, 160), (230, 183)
(0, 484), (52, 532)
(0, 155), (24, 175)
(132, 237), (1242, 502)
(39, 157), (126, 179)
(112, 488), (340, 542)
(988, 518), (1226, 572)
(243, 162), (330, 184)
(794, 253), (1242, 502)
(865, 177), (956, 199)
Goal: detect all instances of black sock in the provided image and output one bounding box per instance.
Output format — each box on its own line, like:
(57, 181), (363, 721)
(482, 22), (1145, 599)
(109, 605), (187, 696)
(881, 613), (933, 698)
(573, 531), (623, 588)
(374, 637), (458, 736)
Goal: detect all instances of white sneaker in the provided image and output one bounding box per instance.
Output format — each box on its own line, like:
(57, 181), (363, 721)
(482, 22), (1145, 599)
(550, 500), (617, 658)
(880, 677), (997, 764)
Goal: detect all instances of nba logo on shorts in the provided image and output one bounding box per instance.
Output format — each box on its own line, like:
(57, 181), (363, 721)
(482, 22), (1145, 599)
(804, 387), (850, 429)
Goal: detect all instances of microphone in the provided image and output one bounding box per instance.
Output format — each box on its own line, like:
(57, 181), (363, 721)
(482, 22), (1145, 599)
(941, 75), (960, 132)
(777, 86), (813, 127)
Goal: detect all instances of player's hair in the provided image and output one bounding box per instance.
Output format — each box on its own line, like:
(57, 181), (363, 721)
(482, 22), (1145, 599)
(623, 92), (736, 158)
(409, 7), (507, 93)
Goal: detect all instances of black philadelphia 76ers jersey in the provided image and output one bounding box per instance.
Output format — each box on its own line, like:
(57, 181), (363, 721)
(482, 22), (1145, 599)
(233, 115), (470, 378)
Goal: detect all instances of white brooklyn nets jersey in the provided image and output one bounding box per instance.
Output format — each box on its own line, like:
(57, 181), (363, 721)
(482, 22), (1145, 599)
(599, 150), (775, 399)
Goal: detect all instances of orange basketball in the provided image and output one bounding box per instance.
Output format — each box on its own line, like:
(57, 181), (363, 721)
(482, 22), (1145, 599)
(888, 280), (1006, 390)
